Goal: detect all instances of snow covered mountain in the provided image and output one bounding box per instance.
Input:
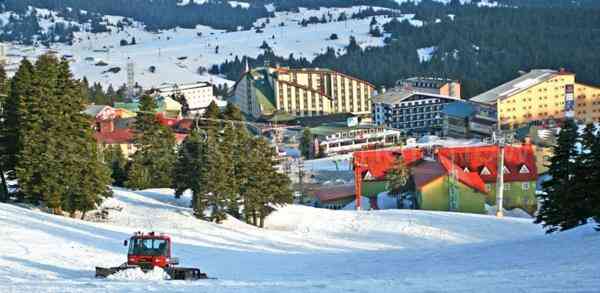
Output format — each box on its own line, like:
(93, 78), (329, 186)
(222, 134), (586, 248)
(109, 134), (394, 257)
(0, 187), (598, 292)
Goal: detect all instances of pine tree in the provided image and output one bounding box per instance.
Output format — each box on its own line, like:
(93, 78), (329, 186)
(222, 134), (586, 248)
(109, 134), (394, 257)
(222, 102), (243, 121)
(0, 64), (6, 94)
(202, 100), (221, 136)
(3, 59), (34, 187)
(535, 120), (583, 233)
(299, 128), (313, 159)
(0, 64), (8, 201)
(385, 156), (412, 196)
(126, 95), (176, 189)
(14, 55), (111, 215)
(220, 124), (241, 218)
(251, 138), (292, 227)
(202, 136), (229, 223)
(239, 137), (292, 227)
(173, 130), (208, 215)
(580, 123), (600, 230)
(105, 145), (128, 187)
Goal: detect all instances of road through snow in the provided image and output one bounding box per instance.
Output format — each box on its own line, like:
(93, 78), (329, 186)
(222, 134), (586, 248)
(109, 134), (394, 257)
(0, 188), (598, 292)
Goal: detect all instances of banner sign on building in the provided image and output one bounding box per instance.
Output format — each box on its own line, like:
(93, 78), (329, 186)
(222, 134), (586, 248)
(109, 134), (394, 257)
(565, 84), (575, 119)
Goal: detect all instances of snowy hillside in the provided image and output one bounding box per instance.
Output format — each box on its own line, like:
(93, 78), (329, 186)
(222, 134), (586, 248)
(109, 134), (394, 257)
(4, 6), (402, 88)
(0, 187), (598, 292)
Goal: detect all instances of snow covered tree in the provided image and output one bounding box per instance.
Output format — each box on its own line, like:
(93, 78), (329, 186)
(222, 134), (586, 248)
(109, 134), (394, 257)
(126, 95), (176, 189)
(370, 16), (378, 27)
(299, 128), (313, 159)
(535, 120), (584, 233)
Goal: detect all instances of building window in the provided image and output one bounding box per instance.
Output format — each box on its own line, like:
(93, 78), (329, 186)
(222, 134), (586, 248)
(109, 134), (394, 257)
(486, 183), (492, 191)
(504, 183), (511, 191)
(522, 182), (530, 190)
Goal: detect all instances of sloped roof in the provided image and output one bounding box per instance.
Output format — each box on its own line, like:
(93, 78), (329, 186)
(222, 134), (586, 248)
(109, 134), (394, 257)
(412, 160), (446, 189)
(373, 88), (460, 105)
(471, 69), (560, 104)
(83, 105), (109, 117)
(438, 155), (487, 193)
(312, 184), (355, 202)
(94, 128), (134, 144)
(436, 144), (537, 182)
(353, 148), (424, 180)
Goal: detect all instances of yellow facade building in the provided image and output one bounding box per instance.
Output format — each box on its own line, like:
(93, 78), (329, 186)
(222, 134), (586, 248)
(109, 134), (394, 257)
(472, 69), (600, 127)
(232, 66), (374, 119)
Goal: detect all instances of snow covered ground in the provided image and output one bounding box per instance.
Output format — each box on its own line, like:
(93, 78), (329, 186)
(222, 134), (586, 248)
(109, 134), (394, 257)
(3, 6), (409, 89)
(0, 187), (598, 292)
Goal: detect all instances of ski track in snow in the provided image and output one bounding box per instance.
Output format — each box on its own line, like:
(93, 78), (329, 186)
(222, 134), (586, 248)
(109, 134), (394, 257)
(0, 187), (599, 292)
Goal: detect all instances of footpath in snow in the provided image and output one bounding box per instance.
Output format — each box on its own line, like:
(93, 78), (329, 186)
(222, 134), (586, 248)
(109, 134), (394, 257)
(0, 187), (598, 292)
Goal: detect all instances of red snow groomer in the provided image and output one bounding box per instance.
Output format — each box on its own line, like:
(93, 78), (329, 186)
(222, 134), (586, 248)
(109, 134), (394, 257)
(95, 231), (209, 280)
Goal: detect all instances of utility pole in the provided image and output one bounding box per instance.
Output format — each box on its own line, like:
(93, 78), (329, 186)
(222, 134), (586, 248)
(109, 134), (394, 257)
(297, 158), (305, 204)
(495, 133), (506, 218)
(492, 120), (512, 218)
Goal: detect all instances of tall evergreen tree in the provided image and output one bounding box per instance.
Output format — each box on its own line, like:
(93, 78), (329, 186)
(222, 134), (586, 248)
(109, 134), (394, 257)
(222, 102), (243, 121)
(173, 130), (208, 214)
(0, 64), (8, 201)
(579, 123), (600, 230)
(202, 100), (221, 136)
(15, 55), (111, 215)
(299, 128), (313, 159)
(241, 137), (293, 227)
(3, 59), (34, 187)
(220, 124), (241, 218)
(104, 145), (128, 187)
(535, 121), (583, 233)
(201, 136), (229, 223)
(126, 95), (176, 189)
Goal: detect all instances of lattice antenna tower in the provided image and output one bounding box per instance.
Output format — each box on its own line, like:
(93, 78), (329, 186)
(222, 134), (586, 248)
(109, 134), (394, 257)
(127, 57), (135, 100)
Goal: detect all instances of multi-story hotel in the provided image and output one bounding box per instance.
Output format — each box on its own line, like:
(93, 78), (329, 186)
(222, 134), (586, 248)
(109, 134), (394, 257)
(372, 87), (461, 136)
(471, 69), (600, 127)
(400, 77), (461, 99)
(153, 81), (216, 115)
(231, 66), (375, 118)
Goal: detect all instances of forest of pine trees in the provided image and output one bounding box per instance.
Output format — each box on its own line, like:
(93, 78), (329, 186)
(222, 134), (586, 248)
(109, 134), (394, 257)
(535, 121), (600, 232)
(172, 102), (293, 226)
(0, 61), (292, 225)
(0, 57), (112, 217)
(125, 95), (177, 190)
(215, 3), (600, 99)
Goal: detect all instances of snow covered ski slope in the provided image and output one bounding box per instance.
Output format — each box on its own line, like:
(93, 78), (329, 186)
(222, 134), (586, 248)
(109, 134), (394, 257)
(0, 188), (598, 292)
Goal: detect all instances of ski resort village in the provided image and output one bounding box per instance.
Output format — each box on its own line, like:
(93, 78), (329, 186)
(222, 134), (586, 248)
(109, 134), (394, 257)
(0, 0), (600, 292)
